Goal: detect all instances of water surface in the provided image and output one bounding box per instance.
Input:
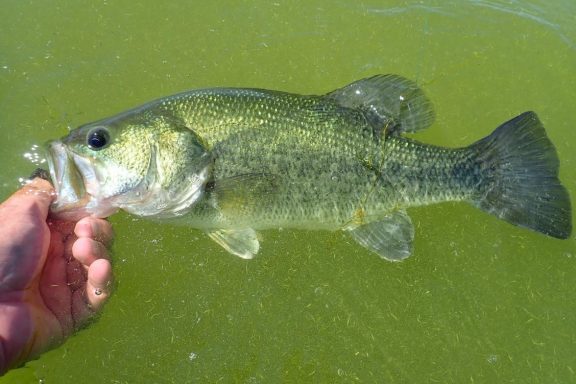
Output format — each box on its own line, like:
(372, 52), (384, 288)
(1, 1), (575, 382)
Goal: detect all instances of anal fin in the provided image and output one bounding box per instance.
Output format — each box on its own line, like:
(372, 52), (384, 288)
(347, 210), (414, 262)
(206, 228), (260, 259)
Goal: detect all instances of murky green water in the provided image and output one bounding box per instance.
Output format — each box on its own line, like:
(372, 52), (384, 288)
(1, 1), (575, 383)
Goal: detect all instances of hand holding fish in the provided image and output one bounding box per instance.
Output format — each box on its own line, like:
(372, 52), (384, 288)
(0, 178), (114, 375)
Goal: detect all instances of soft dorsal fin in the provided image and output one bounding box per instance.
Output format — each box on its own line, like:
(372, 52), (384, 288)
(326, 74), (435, 135)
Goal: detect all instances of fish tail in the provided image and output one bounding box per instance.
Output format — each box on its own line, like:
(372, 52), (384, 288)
(471, 111), (571, 239)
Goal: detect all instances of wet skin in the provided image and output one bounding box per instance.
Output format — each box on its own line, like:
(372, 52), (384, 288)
(0, 178), (113, 374)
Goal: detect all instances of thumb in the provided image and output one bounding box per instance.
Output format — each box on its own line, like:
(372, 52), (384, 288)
(2, 178), (55, 219)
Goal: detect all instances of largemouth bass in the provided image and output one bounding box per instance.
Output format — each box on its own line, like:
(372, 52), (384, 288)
(45, 75), (572, 260)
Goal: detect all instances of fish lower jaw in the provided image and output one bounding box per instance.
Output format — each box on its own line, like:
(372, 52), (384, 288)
(50, 194), (119, 220)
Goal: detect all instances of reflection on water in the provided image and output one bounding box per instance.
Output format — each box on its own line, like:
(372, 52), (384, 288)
(364, 0), (575, 49)
(467, 0), (575, 49)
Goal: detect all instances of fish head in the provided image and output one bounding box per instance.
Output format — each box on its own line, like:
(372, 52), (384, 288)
(45, 112), (211, 220)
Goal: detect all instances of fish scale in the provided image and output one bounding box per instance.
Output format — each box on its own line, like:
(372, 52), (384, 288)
(45, 74), (571, 261)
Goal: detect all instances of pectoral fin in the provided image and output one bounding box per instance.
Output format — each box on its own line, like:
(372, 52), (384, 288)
(206, 228), (260, 259)
(347, 210), (414, 261)
(210, 173), (280, 217)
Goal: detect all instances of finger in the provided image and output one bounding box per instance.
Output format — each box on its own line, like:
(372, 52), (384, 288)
(50, 220), (78, 260)
(14, 177), (54, 200)
(86, 258), (113, 311)
(71, 237), (109, 268)
(71, 259), (113, 327)
(0, 178), (55, 236)
(0, 179), (55, 291)
(66, 258), (87, 292)
(71, 288), (93, 329)
(4, 178), (55, 218)
(74, 217), (114, 246)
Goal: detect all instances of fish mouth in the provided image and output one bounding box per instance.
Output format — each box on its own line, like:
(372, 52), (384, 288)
(45, 141), (92, 219)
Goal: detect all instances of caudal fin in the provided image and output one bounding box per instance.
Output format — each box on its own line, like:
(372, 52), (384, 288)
(472, 111), (571, 239)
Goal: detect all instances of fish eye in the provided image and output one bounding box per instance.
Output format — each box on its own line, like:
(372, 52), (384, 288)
(86, 127), (110, 150)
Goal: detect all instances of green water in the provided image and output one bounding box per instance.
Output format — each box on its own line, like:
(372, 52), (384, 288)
(1, 1), (575, 383)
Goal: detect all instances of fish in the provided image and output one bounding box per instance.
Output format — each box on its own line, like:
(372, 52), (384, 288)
(45, 74), (572, 261)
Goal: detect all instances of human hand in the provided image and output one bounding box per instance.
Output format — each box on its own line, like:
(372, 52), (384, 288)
(0, 178), (114, 375)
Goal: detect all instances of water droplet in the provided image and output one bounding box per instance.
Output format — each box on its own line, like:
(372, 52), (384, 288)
(21, 144), (47, 166)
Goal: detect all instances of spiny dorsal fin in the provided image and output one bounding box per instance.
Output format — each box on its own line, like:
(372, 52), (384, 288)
(326, 74), (435, 136)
